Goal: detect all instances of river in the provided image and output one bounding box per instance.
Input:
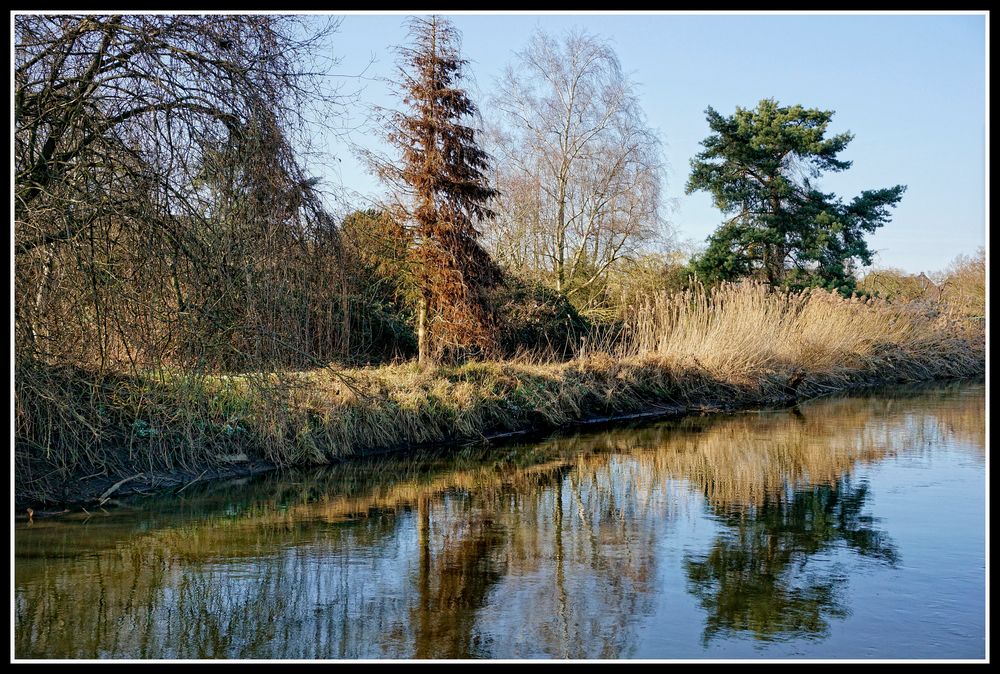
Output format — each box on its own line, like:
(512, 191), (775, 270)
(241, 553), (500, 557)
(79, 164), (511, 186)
(14, 381), (986, 659)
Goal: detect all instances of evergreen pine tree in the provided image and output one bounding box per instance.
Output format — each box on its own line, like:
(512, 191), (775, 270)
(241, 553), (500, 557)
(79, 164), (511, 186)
(687, 99), (906, 294)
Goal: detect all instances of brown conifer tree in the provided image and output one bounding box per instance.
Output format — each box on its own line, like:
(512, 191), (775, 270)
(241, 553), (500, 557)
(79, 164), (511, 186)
(381, 15), (502, 364)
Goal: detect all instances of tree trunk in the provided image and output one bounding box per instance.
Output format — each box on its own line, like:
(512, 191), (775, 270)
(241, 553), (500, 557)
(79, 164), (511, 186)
(415, 494), (431, 658)
(769, 193), (785, 285)
(340, 276), (350, 357)
(556, 181), (566, 293)
(417, 294), (428, 365)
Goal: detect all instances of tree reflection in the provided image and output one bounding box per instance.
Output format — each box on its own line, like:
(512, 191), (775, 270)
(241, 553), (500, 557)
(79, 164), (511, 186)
(410, 493), (510, 659)
(686, 476), (897, 645)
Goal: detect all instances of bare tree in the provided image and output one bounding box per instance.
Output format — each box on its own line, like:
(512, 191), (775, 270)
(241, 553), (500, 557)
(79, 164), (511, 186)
(372, 16), (502, 364)
(14, 14), (352, 372)
(487, 29), (667, 311)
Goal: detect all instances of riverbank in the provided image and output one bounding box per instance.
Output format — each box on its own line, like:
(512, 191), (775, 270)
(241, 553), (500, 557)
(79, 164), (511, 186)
(15, 284), (985, 508)
(15, 353), (983, 510)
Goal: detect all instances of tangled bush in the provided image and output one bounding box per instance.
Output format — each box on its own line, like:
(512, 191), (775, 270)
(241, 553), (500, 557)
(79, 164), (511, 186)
(488, 276), (589, 360)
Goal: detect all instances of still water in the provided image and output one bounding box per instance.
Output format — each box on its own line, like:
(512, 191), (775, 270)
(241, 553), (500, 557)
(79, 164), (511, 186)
(14, 382), (986, 660)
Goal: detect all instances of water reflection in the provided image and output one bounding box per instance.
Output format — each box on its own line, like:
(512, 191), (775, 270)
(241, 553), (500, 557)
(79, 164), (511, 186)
(686, 476), (897, 645)
(14, 382), (985, 659)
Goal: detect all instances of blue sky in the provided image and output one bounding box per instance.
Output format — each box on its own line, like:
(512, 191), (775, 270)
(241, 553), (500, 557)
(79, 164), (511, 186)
(304, 12), (987, 275)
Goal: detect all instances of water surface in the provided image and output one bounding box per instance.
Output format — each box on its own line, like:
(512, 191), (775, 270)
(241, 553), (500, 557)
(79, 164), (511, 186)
(14, 381), (986, 659)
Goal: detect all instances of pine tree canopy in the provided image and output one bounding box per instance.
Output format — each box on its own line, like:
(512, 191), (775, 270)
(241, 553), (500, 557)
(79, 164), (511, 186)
(686, 99), (906, 294)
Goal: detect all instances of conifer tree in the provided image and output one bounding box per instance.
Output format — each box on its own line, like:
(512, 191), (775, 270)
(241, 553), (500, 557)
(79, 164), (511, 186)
(380, 16), (501, 363)
(687, 99), (906, 294)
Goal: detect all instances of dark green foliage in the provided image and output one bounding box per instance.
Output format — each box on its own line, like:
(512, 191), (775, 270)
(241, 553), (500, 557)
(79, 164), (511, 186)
(686, 476), (897, 644)
(687, 99), (905, 294)
(488, 276), (589, 359)
(340, 209), (418, 362)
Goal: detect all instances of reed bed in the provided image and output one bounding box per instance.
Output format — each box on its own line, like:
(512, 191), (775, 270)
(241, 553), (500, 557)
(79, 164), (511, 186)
(614, 281), (983, 387)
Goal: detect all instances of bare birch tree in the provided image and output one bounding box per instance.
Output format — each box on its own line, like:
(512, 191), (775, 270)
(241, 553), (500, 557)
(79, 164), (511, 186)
(487, 29), (667, 310)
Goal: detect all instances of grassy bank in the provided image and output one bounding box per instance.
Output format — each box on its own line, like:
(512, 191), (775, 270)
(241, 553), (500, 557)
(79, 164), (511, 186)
(15, 282), (985, 507)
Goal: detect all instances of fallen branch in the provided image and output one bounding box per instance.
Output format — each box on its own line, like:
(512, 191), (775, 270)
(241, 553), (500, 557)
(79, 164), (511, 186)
(176, 470), (208, 494)
(97, 473), (144, 505)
